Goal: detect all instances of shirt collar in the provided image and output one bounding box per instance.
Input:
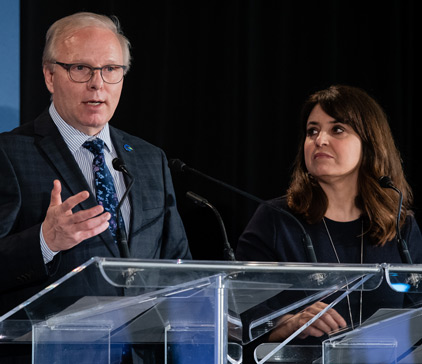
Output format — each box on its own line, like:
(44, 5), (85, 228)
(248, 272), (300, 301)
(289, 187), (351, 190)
(49, 103), (113, 154)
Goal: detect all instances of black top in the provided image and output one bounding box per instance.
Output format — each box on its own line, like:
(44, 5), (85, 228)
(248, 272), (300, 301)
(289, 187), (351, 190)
(236, 197), (422, 330)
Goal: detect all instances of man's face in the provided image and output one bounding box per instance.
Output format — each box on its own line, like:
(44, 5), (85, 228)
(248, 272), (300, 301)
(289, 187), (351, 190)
(43, 26), (124, 135)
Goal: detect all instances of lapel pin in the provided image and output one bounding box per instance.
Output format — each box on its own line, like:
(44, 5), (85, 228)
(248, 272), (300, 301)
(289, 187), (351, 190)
(124, 144), (134, 152)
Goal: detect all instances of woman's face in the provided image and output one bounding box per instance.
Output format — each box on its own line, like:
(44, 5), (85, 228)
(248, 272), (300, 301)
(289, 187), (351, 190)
(304, 104), (362, 184)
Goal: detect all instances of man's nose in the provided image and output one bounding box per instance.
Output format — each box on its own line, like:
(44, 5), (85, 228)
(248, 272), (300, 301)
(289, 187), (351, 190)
(87, 69), (104, 89)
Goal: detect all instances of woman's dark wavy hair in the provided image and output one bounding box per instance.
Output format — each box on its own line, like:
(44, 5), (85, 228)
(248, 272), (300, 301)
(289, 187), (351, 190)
(286, 85), (413, 245)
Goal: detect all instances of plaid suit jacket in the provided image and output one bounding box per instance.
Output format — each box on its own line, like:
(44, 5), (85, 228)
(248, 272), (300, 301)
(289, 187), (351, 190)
(0, 109), (190, 315)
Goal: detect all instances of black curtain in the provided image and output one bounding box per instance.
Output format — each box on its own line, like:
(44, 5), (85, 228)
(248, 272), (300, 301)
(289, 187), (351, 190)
(20, 0), (420, 260)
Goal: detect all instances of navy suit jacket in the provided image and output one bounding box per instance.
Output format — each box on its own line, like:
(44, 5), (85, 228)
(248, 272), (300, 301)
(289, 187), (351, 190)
(0, 109), (191, 315)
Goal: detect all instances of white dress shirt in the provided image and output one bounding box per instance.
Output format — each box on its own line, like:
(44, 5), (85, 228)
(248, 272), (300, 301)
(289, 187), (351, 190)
(40, 103), (131, 263)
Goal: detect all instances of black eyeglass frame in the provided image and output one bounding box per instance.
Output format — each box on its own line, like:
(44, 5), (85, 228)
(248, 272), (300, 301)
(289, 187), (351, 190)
(54, 61), (127, 84)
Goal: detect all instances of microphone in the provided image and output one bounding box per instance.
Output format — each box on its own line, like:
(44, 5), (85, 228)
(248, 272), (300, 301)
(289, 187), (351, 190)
(112, 158), (135, 259)
(169, 159), (317, 263)
(113, 157), (132, 177)
(186, 191), (236, 261)
(378, 176), (412, 264)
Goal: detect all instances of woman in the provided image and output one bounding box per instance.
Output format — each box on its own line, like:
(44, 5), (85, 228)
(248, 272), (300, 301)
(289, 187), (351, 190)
(236, 84), (422, 342)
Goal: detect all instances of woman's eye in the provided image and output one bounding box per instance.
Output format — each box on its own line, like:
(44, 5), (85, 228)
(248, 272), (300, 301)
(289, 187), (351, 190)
(306, 128), (318, 136)
(333, 126), (345, 134)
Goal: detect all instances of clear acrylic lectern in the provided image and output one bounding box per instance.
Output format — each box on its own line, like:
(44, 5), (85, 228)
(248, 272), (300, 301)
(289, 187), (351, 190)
(319, 264), (422, 364)
(0, 257), (389, 363)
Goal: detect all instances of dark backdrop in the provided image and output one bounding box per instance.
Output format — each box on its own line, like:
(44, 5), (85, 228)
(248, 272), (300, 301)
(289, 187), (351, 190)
(20, 0), (420, 260)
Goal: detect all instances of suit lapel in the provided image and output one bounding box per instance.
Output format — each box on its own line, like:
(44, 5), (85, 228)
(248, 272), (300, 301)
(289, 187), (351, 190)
(34, 111), (119, 257)
(110, 128), (144, 249)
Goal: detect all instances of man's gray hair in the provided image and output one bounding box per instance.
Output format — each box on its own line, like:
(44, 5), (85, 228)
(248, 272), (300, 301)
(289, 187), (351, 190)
(42, 12), (131, 73)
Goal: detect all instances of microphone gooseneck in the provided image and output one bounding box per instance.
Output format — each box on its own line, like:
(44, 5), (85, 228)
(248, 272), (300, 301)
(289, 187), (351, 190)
(378, 176), (412, 264)
(112, 157), (135, 259)
(169, 159), (317, 263)
(186, 191), (236, 261)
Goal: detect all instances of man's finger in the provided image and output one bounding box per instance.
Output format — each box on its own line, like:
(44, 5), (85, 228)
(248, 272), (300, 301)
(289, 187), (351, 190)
(49, 179), (63, 207)
(64, 210), (110, 238)
(67, 205), (107, 224)
(75, 218), (111, 243)
(60, 190), (91, 214)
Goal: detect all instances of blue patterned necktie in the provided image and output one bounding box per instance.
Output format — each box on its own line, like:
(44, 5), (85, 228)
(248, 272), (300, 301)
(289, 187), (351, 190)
(82, 138), (125, 243)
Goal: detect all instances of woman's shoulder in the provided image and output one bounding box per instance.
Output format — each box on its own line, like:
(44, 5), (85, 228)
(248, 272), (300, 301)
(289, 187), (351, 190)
(403, 213), (421, 233)
(263, 196), (289, 210)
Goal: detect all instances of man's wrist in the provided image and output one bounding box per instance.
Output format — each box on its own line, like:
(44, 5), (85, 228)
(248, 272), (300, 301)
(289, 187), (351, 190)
(40, 223), (59, 264)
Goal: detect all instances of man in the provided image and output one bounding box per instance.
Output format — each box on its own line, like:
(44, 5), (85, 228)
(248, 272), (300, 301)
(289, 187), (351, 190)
(0, 12), (191, 317)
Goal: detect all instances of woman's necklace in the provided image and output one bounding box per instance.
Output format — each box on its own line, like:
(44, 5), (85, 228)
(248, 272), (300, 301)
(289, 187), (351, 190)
(322, 217), (364, 329)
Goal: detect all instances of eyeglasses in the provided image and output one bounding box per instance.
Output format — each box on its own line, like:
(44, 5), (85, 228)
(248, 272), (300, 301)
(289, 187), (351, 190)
(54, 62), (127, 84)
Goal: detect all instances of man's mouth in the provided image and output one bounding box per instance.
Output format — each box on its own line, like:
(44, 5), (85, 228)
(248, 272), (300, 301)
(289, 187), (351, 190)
(85, 100), (104, 106)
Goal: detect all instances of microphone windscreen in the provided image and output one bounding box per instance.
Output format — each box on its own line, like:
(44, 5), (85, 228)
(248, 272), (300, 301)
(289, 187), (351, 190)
(168, 159), (187, 172)
(112, 158), (126, 172)
(378, 176), (394, 189)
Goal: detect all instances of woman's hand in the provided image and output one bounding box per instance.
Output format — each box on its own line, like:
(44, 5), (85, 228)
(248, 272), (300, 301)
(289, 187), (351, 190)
(268, 301), (347, 341)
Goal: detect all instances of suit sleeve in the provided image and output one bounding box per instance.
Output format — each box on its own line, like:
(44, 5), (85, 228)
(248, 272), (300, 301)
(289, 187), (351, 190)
(159, 150), (192, 260)
(0, 146), (48, 292)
